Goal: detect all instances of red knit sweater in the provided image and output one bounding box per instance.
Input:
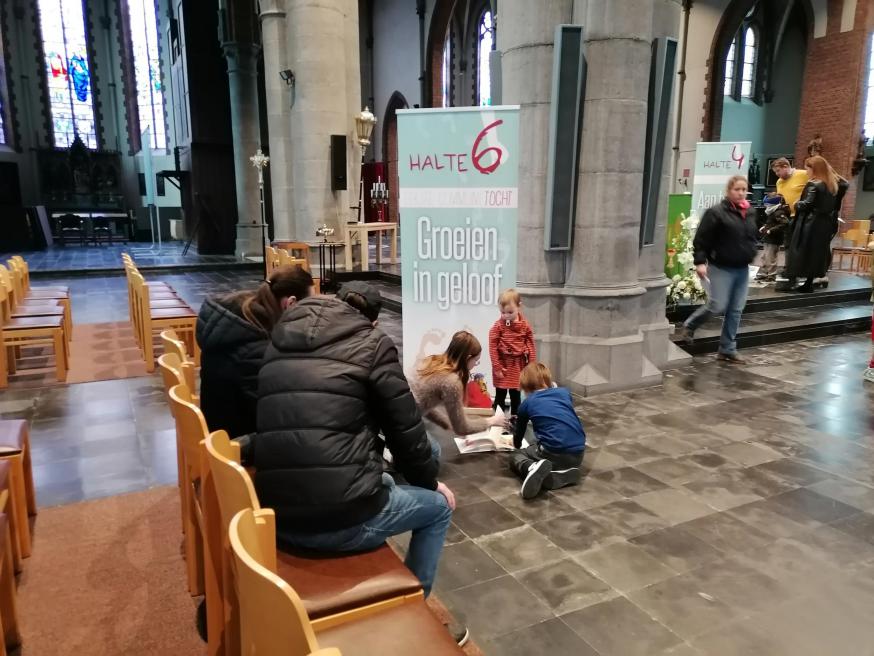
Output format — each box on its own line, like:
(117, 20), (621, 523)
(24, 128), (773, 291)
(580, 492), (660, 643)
(488, 314), (536, 390)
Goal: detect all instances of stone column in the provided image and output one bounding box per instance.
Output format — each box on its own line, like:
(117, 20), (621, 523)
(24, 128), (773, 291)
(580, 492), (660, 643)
(640, 0), (692, 370)
(223, 42), (264, 258)
(259, 0), (294, 241)
(500, 0), (573, 369)
(285, 0), (358, 240)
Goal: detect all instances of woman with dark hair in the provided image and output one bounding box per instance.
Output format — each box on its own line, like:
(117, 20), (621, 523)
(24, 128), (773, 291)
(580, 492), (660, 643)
(195, 265), (314, 437)
(409, 330), (507, 436)
(782, 155), (849, 293)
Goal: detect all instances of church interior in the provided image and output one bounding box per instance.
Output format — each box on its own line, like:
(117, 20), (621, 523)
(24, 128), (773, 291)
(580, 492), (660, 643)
(0, 0), (873, 654)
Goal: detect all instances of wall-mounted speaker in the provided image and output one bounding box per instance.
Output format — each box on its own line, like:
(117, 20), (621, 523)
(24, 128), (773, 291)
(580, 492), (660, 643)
(331, 134), (347, 191)
(544, 25), (586, 251)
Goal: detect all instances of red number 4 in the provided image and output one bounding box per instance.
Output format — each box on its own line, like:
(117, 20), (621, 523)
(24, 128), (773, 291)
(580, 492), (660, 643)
(471, 119), (504, 175)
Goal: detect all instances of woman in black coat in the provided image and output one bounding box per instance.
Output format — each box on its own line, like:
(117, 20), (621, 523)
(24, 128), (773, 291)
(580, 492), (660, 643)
(783, 156), (848, 292)
(195, 265), (314, 438)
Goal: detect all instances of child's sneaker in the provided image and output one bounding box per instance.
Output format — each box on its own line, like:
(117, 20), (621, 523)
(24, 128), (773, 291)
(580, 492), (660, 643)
(520, 459), (552, 499)
(864, 367), (874, 384)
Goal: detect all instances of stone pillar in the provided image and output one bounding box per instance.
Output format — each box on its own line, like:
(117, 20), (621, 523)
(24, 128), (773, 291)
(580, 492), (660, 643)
(640, 0), (692, 370)
(259, 0), (294, 241)
(284, 0), (358, 240)
(223, 42), (264, 258)
(500, 0), (573, 370)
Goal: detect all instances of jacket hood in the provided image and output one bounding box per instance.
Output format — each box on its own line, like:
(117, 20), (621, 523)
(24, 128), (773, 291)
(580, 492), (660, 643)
(197, 296), (267, 352)
(270, 296), (373, 352)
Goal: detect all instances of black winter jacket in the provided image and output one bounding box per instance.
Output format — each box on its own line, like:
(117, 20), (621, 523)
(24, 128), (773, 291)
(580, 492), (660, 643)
(785, 179), (848, 280)
(692, 199), (758, 268)
(196, 295), (268, 439)
(255, 296), (438, 533)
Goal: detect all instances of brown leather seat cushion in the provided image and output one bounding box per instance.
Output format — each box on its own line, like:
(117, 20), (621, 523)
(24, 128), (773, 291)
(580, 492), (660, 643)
(151, 307), (195, 319)
(0, 420), (25, 452)
(6, 315), (64, 329)
(317, 598), (463, 655)
(276, 543), (422, 619)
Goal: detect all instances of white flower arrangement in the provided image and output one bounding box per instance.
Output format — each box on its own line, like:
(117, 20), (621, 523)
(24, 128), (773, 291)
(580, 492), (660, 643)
(666, 211), (707, 308)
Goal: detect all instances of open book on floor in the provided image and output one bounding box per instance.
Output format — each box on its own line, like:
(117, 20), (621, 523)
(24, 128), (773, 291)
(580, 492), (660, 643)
(454, 407), (516, 454)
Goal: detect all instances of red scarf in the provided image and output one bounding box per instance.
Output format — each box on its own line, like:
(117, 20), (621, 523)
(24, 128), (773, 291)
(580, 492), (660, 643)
(732, 198), (751, 219)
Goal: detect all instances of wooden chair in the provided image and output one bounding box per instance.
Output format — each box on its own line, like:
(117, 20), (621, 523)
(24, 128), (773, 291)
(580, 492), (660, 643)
(0, 421), (35, 560)
(6, 257), (68, 296)
(277, 249), (309, 271)
(161, 329), (199, 386)
(0, 265), (71, 342)
(229, 507), (463, 656)
(0, 285), (68, 387)
(282, 242), (313, 271)
(0, 463), (21, 573)
(265, 246), (282, 278)
(0, 512), (21, 654)
(130, 272), (197, 372)
(205, 431), (423, 651)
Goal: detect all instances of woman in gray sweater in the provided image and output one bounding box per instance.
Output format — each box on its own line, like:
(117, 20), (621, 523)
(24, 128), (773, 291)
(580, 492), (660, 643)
(409, 331), (507, 435)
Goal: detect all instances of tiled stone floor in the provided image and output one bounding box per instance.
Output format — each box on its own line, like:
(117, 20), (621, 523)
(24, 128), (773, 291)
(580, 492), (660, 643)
(2, 271), (874, 654)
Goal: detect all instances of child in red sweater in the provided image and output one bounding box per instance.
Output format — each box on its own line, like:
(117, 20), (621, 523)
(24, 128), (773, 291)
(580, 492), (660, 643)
(489, 289), (536, 415)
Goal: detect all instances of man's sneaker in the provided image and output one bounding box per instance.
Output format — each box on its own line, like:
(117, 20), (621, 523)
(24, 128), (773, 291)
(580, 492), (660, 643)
(520, 459), (552, 500)
(544, 467), (582, 490)
(864, 367), (874, 384)
(717, 352), (747, 364)
(674, 323), (694, 345)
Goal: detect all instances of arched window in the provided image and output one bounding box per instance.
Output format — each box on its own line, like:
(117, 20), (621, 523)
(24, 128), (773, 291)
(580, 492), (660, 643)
(723, 26), (758, 100)
(125, 0), (166, 150)
(865, 32), (874, 141)
(0, 98), (5, 145)
(724, 36), (737, 96)
(741, 27), (757, 98)
(442, 32), (451, 108)
(477, 10), (492, 106)
(36, 0), (98, 149)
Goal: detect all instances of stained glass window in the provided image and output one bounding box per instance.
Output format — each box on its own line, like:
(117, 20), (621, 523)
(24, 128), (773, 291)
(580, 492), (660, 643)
(864, 33), (874, 142)
(36, 0), (97, 149)
(125, 0), (166, 150)
(477, 10), (492, 106)
(442, 33), (451, 108)
(0, 97), (6, 145)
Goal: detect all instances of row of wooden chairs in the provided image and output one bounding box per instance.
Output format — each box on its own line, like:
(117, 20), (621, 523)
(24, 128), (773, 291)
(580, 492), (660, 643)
(0, 420), (41, 654)
(156, 345), (462, 655)
(265, 245), (321, 294)
(0, 257), (71, 387)
(122, 254), (199, 372)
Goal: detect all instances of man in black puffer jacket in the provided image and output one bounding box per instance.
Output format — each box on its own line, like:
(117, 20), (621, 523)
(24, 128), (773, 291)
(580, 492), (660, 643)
(255, 282), (455, 597)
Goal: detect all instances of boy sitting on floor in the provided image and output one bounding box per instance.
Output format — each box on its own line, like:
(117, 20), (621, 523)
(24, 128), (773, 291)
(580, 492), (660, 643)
(508, 362), (586, 499)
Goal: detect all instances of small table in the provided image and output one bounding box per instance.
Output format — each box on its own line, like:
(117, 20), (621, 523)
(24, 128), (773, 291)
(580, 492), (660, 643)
(317, 241), (343, 293)
(344, 222), (398, 271)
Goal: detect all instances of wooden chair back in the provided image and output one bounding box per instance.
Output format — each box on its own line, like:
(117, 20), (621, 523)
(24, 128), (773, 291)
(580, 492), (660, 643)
(278, 249), (309, 272)
(283, 242), (312, 271)
(157, 353), (187, 403)
(0, 266), (18, 312)
(161, 329), (197, 391)
(229, 508), (335, 656)
(10, 257), (28, 291)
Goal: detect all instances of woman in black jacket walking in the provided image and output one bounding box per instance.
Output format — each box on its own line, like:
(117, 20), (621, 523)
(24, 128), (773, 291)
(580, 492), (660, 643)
(195, 265), (314, 438)
(676, 175), (757, 363)
(782, 155), (848, 292)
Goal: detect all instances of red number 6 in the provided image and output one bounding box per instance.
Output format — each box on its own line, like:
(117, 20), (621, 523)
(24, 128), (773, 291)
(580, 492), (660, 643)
(471, 119), (504, 175)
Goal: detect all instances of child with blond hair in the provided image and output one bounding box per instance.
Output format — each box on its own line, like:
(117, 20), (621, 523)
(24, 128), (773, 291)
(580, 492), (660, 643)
(509, 362), (586, 499)
(488, 289), (536, 416)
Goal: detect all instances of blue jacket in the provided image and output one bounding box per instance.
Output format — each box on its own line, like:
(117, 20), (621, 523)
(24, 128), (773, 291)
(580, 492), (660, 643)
(514, 387), (586, 454)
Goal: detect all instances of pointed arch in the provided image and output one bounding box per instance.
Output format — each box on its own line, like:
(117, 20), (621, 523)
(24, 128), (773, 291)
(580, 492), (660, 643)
(382, 91), (408, 224)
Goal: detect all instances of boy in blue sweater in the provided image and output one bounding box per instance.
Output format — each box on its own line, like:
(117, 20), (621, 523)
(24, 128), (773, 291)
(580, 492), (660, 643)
(509, 362), (586, 499)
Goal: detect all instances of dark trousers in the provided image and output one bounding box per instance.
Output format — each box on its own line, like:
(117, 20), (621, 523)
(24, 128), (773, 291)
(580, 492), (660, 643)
(508, 437), (584, 490)
(493, 388), (521, 415)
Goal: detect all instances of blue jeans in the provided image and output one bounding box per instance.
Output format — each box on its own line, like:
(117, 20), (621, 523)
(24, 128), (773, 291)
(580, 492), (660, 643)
(684, 264), (749, 356)
(276, 475), (451, 596)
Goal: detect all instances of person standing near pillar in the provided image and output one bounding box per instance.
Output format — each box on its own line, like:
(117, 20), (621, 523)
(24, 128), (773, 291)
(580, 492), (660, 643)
(675, 176), (758, 363)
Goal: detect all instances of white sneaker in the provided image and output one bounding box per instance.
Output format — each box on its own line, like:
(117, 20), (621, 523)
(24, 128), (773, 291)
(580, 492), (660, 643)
(864, 367), (874, 383)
